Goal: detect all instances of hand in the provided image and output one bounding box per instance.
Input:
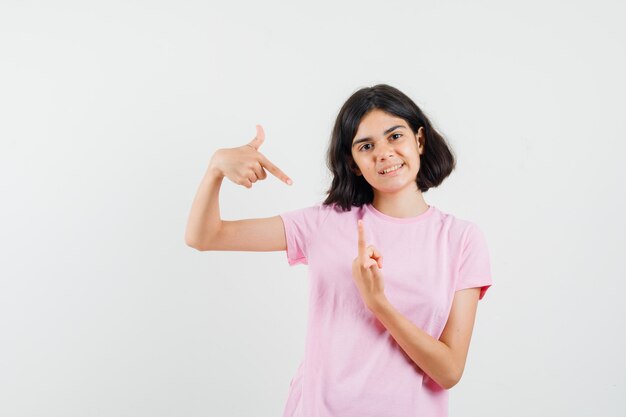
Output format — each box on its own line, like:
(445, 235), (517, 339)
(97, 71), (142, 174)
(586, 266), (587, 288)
(209, 125), (293, 188)
(351, 219), (387, 310)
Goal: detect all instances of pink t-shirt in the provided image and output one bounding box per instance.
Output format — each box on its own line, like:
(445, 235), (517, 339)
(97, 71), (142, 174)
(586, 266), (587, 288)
(278, 202), (492, 417)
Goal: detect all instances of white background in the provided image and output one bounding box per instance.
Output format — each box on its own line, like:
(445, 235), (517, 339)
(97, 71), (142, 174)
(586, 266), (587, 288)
(1, 1), (625, 416)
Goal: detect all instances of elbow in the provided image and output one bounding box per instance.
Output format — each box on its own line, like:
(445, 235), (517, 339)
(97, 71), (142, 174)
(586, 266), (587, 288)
(184, 234), (197, 249)
(443, 368), (463, 390)
(185, 235), (209, 251)
(187, 243), (206, 251)
(185, 226), (221, 251)
(443, 377), (459, 390)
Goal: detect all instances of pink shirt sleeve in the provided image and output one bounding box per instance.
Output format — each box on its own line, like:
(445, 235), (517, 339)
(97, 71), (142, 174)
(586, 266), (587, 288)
(456, 223), (493, 300)
(279, 204), (323, 266)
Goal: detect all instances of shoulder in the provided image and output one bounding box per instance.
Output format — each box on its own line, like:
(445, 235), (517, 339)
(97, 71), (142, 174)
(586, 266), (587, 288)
(435, 206), (471, 227)
(279, 200), (342, 228)
(432, 207), (485, 246)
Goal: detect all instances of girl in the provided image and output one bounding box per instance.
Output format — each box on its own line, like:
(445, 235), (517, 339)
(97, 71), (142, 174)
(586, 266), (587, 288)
(185, 84), (493, 417)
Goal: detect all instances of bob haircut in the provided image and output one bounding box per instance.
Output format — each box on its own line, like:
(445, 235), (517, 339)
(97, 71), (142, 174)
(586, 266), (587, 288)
(323, 84), (456, 211)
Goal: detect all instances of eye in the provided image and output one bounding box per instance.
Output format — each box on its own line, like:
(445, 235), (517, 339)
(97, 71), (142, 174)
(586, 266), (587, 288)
(358, 133), (402, 152)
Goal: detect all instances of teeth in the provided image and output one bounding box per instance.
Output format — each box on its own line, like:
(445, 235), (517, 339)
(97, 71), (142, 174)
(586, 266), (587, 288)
(381, 164), (403, 174)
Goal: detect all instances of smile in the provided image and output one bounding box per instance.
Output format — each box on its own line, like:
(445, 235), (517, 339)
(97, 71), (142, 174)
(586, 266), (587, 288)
(378, 163), (405, 176)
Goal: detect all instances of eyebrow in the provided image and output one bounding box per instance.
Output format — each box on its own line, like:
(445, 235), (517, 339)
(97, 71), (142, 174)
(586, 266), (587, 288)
(352, 125), (406, 147)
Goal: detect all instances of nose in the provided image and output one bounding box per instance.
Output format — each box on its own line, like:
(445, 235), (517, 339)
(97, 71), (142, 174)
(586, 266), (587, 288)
(375, 141), (395, 161)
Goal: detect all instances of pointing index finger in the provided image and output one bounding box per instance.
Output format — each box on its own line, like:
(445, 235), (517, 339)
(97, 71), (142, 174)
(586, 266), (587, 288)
(357, 219), (366, 256)
(258, 152), (293, 185)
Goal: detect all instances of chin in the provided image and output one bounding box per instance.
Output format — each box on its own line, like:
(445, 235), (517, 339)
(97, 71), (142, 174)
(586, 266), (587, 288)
(374, 184), (407, 194)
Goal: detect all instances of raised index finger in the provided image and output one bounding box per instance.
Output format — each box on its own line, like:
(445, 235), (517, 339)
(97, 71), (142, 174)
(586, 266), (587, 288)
(357, 219), (367, 256)
(258, 152), (293, 185)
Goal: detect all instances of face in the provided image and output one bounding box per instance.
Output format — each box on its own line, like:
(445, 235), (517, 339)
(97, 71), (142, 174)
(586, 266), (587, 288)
(350, 108), (425, 195)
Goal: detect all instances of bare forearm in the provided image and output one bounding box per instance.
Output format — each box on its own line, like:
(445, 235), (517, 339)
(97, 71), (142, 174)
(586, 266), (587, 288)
(370, 298), (458, 389)
(184, 163), (224, 249)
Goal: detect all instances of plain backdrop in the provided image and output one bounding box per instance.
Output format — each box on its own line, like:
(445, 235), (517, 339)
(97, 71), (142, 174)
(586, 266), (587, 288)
(1, 1), (625, 416)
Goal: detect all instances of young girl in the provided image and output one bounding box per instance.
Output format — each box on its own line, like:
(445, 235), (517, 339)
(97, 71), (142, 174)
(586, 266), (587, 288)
(185, 84), (493, 417)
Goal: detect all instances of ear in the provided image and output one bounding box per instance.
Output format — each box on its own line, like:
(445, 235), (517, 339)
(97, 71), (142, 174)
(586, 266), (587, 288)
(416, 126), (426, 155)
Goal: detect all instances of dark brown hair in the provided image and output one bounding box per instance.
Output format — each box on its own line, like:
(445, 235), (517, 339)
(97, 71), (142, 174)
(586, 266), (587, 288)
(323, 84), (456, 211)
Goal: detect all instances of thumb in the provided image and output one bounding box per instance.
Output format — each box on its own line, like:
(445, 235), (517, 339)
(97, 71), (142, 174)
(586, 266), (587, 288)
(365, 259), (382, 274)
(248, 124), (265, 150)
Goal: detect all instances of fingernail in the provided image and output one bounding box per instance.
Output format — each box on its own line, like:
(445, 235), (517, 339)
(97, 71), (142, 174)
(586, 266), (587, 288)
(286, 179), (293, 185)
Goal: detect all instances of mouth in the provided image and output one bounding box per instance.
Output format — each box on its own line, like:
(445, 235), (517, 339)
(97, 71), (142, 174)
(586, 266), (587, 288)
(378, 163), (405, 176)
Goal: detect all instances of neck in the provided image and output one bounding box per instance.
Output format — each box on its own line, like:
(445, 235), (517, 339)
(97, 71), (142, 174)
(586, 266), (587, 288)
(372, 188), (429, 218)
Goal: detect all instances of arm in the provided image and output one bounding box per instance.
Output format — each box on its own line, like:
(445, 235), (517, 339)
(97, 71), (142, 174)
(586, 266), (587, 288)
(184, 163), (226, 250)
(185, 157), (289, 252)
(185, 125), (292, 251)
(369, 287), (481, 390)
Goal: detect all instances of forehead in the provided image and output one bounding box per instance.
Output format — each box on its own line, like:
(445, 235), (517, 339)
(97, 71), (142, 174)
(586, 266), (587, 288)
(355, 109), (407, 134)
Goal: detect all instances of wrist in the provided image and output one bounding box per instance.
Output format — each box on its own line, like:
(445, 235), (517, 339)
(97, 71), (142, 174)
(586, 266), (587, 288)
(207, 163), (223, 179)
(367, 294), (391, 315)
(207, 152), (224, 179)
